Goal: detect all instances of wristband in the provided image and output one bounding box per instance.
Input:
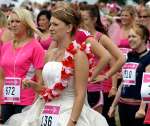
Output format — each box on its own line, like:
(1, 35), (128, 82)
(70, 118), (77, 124)
(112, 87), (117, 90)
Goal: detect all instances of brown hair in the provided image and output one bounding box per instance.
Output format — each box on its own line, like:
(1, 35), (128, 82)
(132, 24), (150, 44)
(52, 6), (81, 35)
(79, 4), (107, 35)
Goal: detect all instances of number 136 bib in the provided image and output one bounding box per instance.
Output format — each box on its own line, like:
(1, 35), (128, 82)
(41, 104), (60, 126)
(122, 62), (139, 86)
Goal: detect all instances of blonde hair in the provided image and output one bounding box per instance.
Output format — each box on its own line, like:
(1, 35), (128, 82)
(55, 1), (70, 9)
(0, 10), (7, 27)
(8, 8), (43, 37)
(121, 5), (137, 19)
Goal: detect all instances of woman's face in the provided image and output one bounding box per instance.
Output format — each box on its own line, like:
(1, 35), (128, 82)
(38, 15), (50, 31)
(128, 29), (144, 50)
(81, 10), (94, 31)
(9, 13), (27, 36)
(49, 16), (70, 41)
(121, 11), (133, 25)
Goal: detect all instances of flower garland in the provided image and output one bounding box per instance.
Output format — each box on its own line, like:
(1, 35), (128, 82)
(40, 40), (94, 102)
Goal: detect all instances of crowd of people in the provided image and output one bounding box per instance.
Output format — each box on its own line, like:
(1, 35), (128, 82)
(0, 0), (150, 126)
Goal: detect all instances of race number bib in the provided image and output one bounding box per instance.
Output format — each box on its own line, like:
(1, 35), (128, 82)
(3, 77), (21, 102)
(41, 104), (60, 126)
(141, 73), (150, 103)
(122, 63), (139, 86)
(119, 48), (131, 59)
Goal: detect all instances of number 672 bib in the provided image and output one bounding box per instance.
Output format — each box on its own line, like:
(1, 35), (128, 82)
(122, 62), (139, 86)
(3, 77), (21, 103)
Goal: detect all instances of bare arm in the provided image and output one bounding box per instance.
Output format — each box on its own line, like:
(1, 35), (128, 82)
(108, 57), (118, 97)
(23, 69), (44, 93)
(111, 84), (122, 108)
(0, 68), (4, 98)
(135, 64), (150, 118)
(87, 37), (111, 80)
(67, 50), (89, 126)
(108, 83), (122, 117)
(100, 34), (126, 78)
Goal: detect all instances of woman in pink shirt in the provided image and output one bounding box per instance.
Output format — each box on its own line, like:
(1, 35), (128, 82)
(79, 4), (125, 126)
(109, 5), (137, 99)
(0, 8), (45, 124)
(36, 10), (53, 50)
(109, 5), (137, 55)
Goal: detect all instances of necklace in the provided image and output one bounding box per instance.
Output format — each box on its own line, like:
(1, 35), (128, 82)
(40, 40), (94, 102)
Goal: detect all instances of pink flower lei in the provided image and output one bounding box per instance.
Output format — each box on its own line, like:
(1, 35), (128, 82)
(40, 40), (94, 102)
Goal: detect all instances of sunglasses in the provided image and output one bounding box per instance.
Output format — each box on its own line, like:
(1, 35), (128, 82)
(139, 15), (149, 18)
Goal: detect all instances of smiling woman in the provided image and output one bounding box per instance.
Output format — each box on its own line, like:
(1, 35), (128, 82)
(108, 24), (150, 126)
(2, 5), (109, 126)
(36, 10), (52, 50)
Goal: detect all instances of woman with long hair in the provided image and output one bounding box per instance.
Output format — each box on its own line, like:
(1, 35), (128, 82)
(0, 8), (45, 124)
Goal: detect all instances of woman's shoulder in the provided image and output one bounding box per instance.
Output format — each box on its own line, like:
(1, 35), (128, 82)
(1, 40), (12, 53)
(96, 31), (107, 40)
(74, 29), (91, 44)
(2, 40), (12, 47)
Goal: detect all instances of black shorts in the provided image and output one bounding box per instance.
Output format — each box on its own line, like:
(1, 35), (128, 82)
(87, 91), (103, 108)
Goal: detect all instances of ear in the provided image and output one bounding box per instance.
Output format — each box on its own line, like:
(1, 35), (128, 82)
(66, 24), (73, 33)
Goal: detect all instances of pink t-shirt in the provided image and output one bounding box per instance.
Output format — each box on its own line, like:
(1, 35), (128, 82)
(108, 25), (130, 48)
(0, 38), (45, 105)
(108, 22), (121, 44)
(118, 38), (130, 48)
(87, 32), (112, 92)
(114, 27), (130, 50)
(38, 35), (52, 50)
(111, 27), (131, 59)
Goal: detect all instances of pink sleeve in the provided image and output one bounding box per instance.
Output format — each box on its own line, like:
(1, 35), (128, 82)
(32, 43), (45, 69)
(74, 29), (91, 44)
(0, 42), (10, 67)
